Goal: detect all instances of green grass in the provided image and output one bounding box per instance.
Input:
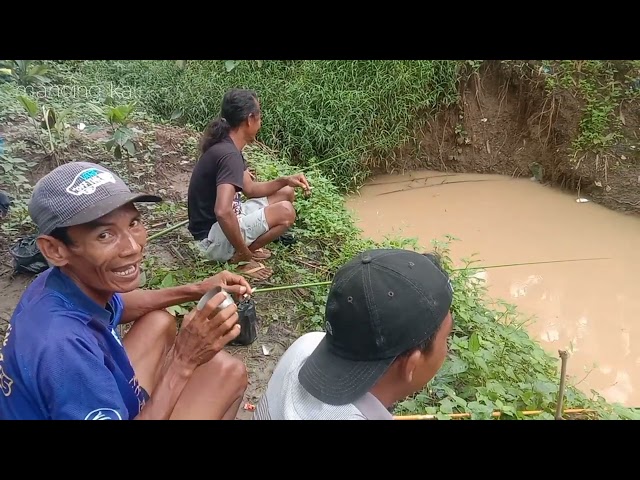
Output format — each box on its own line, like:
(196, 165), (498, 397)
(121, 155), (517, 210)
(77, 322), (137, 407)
(54, 60), (463, 192)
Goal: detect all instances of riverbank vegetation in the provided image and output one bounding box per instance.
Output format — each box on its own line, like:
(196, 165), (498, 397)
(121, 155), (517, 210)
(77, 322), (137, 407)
(1, 60), (639, 419)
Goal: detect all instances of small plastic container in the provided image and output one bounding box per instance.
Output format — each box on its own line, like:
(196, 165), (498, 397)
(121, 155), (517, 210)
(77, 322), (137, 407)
(230, 297), (259, 346)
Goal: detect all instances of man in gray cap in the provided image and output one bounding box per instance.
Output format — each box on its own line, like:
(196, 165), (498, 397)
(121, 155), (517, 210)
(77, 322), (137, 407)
(0, 161), (252, 420)
(253, 248), (455, 420)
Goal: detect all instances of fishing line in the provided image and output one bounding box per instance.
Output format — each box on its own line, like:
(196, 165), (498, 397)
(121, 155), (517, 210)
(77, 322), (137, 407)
(251, 257), (612, 294)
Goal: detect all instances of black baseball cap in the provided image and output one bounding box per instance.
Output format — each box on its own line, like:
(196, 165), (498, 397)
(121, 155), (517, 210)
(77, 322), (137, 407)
(28, 161), (162, 235)
(298, 248), (454, 406)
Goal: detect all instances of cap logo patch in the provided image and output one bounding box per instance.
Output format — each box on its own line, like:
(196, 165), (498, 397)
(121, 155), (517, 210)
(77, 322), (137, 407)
(325, 321), (333, 335)
(66, 168), (116, 196)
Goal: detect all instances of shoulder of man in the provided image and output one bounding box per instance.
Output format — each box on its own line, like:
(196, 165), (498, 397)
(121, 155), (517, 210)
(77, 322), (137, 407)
(201, 138), (244, 166)
(197, 142), (245, 185)
(0, 293), (103, 407)
(254, 332), (329, 420)
(276, 331), (327, 370)
(6, 289), (102, 361)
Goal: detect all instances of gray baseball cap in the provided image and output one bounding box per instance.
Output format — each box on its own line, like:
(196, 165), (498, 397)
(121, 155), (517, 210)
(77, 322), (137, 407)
(28, 161), (162, 235)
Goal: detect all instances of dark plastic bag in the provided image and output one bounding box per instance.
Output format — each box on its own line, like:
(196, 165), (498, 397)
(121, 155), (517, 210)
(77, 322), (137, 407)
(0, 189), (11, 218)
(230, 297), (259, 346)
(9, 235), (49, 275)
(275, 230), (296, 247)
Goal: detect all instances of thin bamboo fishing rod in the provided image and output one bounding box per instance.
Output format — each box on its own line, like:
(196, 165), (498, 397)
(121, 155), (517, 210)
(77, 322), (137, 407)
(251, 257), (612, 294)
(145, 218), (611, 292)
(145, 219), (612, 273)
(470, 257), (611, 270)
(147, 219), (189, 242)
(393, 408), (596, 420)
(253, 281), (333, 294)
(377, 178), (507, 196)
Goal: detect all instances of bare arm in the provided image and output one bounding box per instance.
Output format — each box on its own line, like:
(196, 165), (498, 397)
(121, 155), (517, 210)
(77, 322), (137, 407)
(120, 283), (201, 324)
(120, 271), (252, 324)
(242, 170), (288, 199)
(134, 291), (241, 420)
(133, 351), (193, 420)
(215, 183), (252, 259)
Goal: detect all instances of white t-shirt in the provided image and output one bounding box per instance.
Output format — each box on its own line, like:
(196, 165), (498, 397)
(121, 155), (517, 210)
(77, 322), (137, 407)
(253, 332), (393, 420)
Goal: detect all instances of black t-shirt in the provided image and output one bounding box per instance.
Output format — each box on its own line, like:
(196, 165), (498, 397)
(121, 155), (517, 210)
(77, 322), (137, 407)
(187, 136), (247, 241)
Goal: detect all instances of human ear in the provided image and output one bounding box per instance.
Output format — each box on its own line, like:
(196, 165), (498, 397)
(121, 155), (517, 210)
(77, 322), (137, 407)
(36, 236), (69, 267)
(402, 349), (423, 384)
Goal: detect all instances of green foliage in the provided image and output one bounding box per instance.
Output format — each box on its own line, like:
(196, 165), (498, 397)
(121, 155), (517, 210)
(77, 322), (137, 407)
(16, 94), (73, 159)
(88, 100), (137, 160)
(539, 60), (640, 158)
(0, 60), (51, 86)
(0, 143), (37, 237)
(72, 60), (462, 191)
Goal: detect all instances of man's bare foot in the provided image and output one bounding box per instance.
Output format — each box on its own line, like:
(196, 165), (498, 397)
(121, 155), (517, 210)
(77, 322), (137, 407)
(237, 261), (272, 280)
(252, 248), (271, 261)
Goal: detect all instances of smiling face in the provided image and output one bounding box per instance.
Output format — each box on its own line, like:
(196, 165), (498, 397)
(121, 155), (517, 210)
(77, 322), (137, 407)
(37, 202), (147, 305)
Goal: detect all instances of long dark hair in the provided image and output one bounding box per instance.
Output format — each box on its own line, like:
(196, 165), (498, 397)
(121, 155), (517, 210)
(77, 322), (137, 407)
(199, 88), (260, 154)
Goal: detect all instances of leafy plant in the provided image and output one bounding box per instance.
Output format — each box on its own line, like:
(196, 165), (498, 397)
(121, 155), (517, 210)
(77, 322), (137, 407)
(0, 144), (37, 237)
(16, 94), (72, 160)
(0, 60), (51, 86)
(88, 100), (137, 160)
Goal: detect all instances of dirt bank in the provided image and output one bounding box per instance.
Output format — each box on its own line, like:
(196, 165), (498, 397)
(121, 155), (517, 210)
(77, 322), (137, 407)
(387, 60), (640, 215)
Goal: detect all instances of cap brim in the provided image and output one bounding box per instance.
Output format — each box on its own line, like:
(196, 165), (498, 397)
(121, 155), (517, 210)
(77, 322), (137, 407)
(58, 192), (162, 229)
(298, 335), (396, 406)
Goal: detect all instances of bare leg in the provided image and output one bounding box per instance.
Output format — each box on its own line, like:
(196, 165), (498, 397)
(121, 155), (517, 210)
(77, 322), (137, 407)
(233, 201), (296, 280)
(247, 201), (296, 252)
(232, 200), (297, 280)
(123, 310), (248, 420)
(267, 185), (295, 205)
(252, 186), (295, 261)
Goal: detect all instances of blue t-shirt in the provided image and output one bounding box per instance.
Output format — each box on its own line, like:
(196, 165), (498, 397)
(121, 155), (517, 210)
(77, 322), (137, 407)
(0, 267), (148, 420)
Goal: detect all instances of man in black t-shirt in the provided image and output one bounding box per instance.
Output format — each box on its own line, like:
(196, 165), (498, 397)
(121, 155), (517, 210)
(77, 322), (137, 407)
(187, 88), (311, 280)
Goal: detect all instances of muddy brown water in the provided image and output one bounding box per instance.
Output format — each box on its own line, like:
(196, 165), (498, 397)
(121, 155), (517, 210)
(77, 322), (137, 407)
(345, 170), (640, 408)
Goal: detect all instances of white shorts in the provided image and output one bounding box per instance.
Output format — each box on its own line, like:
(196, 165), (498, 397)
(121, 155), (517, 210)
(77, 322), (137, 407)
(195, 197), (270, 262)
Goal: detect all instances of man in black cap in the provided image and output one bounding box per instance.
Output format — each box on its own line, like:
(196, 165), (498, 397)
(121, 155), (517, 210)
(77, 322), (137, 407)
(0, 161), (252, 420)
(252, 248), (455, 420)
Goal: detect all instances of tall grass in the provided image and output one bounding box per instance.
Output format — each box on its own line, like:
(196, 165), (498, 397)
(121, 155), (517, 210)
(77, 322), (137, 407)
(73, 60), (462, 191)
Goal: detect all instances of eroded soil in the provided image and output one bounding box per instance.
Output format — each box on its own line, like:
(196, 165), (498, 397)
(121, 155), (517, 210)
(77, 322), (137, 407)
(390, 61), (640, 216)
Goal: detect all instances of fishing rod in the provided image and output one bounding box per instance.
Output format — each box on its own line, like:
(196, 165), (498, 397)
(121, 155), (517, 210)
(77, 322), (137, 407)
(251, 257), (612, 294)
(393, 407), (597, 420)
(463, 257), (611, 270)
(147, 219), (189, 242)
(145, 219), (612, 294)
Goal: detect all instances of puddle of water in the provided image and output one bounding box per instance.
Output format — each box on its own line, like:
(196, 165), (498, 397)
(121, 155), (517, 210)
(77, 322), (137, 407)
(345, 170), (640, 407)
